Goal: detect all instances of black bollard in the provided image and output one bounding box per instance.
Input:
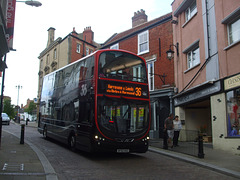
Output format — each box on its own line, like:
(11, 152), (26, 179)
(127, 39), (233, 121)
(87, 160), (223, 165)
(20, 124), (25, 144)
(198, 134), (204, 158)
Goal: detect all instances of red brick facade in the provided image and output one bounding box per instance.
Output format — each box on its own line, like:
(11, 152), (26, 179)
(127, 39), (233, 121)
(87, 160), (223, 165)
(70, 28), (97, 63)
(101, 12), (175, 138)
(103, 12), (174, 90)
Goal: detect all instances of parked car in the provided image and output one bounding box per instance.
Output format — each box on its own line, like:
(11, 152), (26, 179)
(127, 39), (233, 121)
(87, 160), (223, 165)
(2, 113), (10, 125)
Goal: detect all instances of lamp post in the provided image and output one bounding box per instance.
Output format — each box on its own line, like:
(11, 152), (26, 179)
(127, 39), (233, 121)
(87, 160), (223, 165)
(0, 0), (42, 148)
(16, 1), (42, 7)
(16, 85), (22, 123)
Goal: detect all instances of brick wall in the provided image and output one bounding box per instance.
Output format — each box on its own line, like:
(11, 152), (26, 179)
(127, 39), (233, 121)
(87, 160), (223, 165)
(107, 20), (174, 90)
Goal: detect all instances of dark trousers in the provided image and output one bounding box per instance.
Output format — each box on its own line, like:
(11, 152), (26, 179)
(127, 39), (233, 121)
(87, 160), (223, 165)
(163, 129), (168, 149)
(173, 131), (180, 146)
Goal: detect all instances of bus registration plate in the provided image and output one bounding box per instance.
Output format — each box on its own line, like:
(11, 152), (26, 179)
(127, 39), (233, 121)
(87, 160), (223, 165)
(117, 149), (129, 153)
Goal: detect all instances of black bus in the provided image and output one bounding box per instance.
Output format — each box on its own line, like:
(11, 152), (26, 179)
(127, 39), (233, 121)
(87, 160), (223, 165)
(38, 49), (151, 153)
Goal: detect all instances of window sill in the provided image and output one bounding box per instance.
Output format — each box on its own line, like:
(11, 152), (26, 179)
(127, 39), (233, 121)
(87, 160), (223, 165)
(182, 12), (198, 28)
(138, 50), (149, 56)
(184, 62), (200, 74)
(225, 136), (240, 139)
(224, 39), (240, 51)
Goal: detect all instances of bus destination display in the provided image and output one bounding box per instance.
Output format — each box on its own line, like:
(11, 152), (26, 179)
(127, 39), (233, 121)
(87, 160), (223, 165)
(99, 80), (148, 98)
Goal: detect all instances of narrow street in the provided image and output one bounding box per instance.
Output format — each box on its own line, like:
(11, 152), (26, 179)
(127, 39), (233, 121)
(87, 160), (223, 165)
(2, 123), (238, 180)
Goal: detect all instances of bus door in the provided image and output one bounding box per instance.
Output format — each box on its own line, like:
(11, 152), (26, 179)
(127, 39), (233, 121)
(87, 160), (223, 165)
(76, 100), (94, 150)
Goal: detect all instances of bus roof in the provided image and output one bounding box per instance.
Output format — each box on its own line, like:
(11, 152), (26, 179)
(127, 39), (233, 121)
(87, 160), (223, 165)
(42, 49), (145, 78)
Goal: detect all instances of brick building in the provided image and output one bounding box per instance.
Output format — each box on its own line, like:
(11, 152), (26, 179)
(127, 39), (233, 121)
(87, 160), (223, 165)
(37, 27), (100, 117)
(37, 27), (100, 102)
(172, 0), (240, 154)
(101, 10), (174, 138)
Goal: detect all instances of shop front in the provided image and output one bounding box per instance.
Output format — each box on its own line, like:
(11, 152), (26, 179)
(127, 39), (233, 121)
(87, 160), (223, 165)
(174, 81), (221, 143)
(174, 76), (240, 154)
(224, 73), (240, 138)
(210, 73), (240, 154)
(149, 87), (175, 139)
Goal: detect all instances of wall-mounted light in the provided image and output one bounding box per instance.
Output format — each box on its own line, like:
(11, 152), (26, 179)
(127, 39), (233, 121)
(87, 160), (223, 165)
(166, 42), (179, 60)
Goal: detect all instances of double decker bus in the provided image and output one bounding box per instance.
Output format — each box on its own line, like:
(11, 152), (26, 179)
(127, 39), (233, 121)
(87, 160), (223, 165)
(38, 49), (150, 153)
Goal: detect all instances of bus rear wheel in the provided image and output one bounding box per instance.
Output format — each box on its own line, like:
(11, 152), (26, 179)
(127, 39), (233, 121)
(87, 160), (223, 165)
(69, 134), (76, 151)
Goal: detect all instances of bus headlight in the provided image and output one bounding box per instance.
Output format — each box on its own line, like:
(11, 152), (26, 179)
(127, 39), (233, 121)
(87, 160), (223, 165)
(94, 135), (105, 142)
(142, 137), (150, 142)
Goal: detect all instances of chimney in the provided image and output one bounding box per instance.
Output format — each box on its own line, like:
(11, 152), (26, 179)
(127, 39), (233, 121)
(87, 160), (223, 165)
(83, 26), (94, 44)
(47, 27), (55, 47)
(132, 9), (148, 28)
(72, 27), (78, 36)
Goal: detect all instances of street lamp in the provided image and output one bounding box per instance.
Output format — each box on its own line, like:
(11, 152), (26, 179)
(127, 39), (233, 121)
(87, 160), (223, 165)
(16, 1), (42, 7)
(0, 0), (42, 149)
(166, 42), (179, 60)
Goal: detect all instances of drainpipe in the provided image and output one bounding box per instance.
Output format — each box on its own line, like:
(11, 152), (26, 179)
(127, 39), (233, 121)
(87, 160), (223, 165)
(180, 0), (212, 93)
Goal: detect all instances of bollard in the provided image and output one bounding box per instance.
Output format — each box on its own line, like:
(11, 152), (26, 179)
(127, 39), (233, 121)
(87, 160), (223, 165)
(20, 124), (25, 144)
(198, 134), (204, 158)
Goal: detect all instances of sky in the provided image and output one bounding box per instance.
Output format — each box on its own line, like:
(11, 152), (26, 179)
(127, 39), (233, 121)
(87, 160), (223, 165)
(3, 0), (172, 106)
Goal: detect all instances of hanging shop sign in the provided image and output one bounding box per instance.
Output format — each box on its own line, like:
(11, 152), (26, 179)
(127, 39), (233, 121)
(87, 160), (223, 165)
(174, 81), (221, 106)
(224, 73), (240, 91)
(6, 0), (16, 50)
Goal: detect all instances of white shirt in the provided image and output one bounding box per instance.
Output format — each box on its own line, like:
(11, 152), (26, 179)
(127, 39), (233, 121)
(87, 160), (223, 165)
(173, 120), (182, 131)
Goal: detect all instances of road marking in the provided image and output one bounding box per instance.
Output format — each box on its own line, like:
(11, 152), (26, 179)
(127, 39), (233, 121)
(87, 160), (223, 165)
(2, 163), (24, 171)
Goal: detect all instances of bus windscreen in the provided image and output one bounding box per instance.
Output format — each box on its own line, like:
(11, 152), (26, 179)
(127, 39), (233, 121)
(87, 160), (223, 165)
(97, 96), (149, 136)
(98, 51), (147, 83)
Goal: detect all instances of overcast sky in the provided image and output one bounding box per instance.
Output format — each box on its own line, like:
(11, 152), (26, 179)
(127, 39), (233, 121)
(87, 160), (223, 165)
(3, 0), (172, 106)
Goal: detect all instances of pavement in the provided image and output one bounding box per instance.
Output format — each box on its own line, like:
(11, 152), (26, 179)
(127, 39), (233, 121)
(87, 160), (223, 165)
(0, 121), (57, 180)
(0, 121), (239, 179)
(149, 140), (240, 179)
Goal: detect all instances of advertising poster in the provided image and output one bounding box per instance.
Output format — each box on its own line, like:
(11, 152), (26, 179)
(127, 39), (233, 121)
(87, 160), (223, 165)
(6, 0), (16, 50)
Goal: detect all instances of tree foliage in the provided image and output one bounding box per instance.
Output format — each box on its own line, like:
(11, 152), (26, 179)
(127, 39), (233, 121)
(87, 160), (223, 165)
(24, 101), (37, 115)
(3, 99), (15, 119)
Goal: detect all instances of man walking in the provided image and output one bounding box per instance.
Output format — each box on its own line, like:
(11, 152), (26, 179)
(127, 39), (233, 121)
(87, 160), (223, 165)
(164, 113), (174, 148)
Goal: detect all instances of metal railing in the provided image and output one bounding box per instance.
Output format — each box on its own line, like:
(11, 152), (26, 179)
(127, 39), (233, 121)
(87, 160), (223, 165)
(150, 129), (206, 158)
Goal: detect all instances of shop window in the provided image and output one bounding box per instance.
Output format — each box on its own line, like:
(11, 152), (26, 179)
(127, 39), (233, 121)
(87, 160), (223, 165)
(226, 88), (240, 137)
